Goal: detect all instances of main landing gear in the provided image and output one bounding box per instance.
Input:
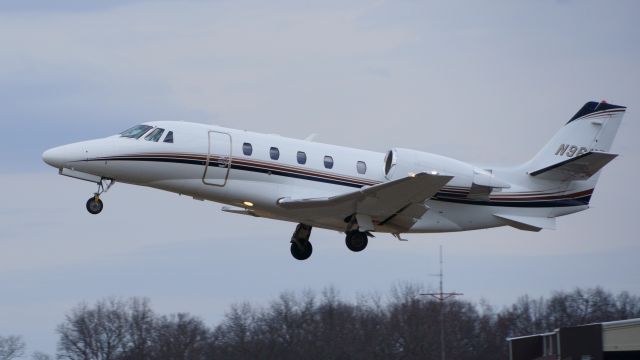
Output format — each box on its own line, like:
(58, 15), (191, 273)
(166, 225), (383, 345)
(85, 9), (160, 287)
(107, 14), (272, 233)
(86, 178), (114, 215)
(345, 230), (369, 252)
(288, 223), (372, 260)
(290, 223), (313, 260)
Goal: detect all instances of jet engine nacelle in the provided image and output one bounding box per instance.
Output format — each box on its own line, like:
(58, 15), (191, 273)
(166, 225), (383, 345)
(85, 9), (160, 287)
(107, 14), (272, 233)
(384, 148), (472, 182)
(384, 148), (511, 190)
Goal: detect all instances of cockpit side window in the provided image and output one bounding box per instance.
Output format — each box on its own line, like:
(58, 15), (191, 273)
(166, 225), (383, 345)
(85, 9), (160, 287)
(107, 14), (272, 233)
(120, 125), (153, 139)
(163, 131), (174, 143)
(144, 128), (165, 142)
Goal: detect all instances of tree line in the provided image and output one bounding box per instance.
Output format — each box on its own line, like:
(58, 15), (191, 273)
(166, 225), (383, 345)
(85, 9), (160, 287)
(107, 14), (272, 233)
(2, 286), (639, 360)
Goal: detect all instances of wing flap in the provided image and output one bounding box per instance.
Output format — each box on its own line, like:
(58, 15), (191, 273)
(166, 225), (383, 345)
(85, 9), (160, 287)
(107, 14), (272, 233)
(529, 151), (617, 181)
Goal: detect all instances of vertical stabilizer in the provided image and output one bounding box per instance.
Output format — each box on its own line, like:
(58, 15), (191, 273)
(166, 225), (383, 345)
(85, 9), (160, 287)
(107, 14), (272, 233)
(526, 101), (625, 176)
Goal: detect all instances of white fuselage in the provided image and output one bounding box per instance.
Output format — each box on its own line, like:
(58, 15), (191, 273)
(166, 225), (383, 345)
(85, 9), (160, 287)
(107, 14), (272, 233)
(42, 121), (589, 234)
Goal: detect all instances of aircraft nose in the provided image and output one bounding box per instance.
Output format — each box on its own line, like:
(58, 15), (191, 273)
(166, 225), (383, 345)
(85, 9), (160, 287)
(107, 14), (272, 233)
(42, 144), (85, 169)
(42, 146), (66, 168)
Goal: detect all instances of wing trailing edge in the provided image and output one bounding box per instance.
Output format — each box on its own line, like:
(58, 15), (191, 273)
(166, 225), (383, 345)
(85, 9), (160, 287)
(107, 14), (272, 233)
(277, 172), (452, 210)
(277, 172), (453, 232)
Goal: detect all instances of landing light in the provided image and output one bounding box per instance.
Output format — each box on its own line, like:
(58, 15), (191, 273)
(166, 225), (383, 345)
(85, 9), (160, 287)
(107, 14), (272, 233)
(242, 201), (254, 207)
(430, 170), (439, 175)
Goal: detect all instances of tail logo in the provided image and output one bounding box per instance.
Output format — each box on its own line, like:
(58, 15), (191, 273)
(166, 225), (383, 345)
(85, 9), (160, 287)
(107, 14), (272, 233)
(555, 144), (588, 158)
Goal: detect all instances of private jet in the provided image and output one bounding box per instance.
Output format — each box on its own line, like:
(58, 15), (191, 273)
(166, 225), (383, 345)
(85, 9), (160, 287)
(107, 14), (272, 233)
(42, 101), (626, 260)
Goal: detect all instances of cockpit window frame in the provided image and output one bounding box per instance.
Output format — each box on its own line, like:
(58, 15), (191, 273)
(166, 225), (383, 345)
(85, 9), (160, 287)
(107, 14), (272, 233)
(163, 131), (174, 143)
(120, 125), (154, 139)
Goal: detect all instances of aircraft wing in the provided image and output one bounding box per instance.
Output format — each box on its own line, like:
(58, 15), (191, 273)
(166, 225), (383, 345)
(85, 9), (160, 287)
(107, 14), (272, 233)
(277, 172), (453, 232)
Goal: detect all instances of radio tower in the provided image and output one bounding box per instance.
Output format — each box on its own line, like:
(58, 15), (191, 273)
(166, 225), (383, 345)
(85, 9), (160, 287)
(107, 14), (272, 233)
(421, 245), (463, 360)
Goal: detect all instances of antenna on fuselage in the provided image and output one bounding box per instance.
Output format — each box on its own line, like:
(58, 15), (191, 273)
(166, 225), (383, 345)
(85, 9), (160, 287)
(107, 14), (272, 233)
(304, 133), (318, 142)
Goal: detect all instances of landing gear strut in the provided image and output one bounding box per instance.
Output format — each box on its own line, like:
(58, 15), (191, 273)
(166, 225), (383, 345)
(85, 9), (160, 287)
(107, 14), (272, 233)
(345, 230), (368, 252)
(86, 178), (114, 215)
(290, 223), (313, 260)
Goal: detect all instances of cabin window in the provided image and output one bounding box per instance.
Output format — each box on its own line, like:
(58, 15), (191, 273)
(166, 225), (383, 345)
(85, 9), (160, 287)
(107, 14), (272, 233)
(324, 155), (334, 169)
(243, 142), (253, 156)
(270, 147), (280, 160)
(144, 128), (165, 142)
(357, 161), (367, 174)
(163, 131), (174, 143)
(297, 151), (307, 165)
(120, 125), (153, 139)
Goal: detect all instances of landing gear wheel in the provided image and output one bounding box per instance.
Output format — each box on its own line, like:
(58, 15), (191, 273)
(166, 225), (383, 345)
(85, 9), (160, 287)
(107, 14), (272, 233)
(345, 230), (368, 252)
(290, 241), (313, 261)
(86, 196), (104, 215)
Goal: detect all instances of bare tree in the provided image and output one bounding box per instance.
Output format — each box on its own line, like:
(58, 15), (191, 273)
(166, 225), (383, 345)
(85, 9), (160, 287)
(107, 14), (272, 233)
(0, 335), (25, 360)
(53, 287), (640, 360)
(150, 313), (209, 360)
(211, 302), (259, 359)
(120, 298), (155, 360)
(57, 298), (130, 360)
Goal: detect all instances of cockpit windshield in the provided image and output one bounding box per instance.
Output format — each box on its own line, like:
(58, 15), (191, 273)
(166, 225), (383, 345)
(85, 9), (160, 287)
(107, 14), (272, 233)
(144, 128), (165, 142)
(120, 125), (153, 139)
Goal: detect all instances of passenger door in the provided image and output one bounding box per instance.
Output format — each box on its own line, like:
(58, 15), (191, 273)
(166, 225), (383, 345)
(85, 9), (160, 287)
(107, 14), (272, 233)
(203, 130), (232, 186)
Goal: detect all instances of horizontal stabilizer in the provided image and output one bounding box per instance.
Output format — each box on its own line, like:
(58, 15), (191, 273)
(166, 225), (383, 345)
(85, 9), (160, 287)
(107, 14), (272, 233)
(529, 151), (617, 181)
(494, 214), (556, 232)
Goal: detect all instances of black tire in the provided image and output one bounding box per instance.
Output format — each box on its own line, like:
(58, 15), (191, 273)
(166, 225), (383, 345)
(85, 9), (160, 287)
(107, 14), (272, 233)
(86, 197), (104, 215)
(290, 241), (313, 260)
(345, 231), (368, 252)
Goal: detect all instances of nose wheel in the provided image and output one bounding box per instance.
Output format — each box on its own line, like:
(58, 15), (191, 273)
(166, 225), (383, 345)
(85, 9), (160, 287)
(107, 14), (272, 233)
(85, 178), (114, 215)
(86, 196), (104, 214)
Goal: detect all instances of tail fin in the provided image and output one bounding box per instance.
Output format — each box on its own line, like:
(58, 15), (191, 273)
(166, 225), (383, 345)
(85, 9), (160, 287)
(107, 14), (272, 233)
(527, 101), (626, 180)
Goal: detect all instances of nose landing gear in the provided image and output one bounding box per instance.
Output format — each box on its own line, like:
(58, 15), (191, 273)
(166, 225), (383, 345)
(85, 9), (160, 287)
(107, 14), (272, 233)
(86, 195), (104, 214)
(85, 178), (114, 215)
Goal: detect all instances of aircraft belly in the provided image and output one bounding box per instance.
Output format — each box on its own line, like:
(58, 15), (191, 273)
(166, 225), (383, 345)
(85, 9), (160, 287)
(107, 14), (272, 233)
(410, 201), (545, 233)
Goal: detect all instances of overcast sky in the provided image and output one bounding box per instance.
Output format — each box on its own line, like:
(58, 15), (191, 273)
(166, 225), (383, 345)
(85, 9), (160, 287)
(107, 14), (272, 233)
(1, 0), (639, 355)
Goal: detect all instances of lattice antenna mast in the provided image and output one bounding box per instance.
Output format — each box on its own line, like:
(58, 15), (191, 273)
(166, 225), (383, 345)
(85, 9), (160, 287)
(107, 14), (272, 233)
(420, 245), (463, 360)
